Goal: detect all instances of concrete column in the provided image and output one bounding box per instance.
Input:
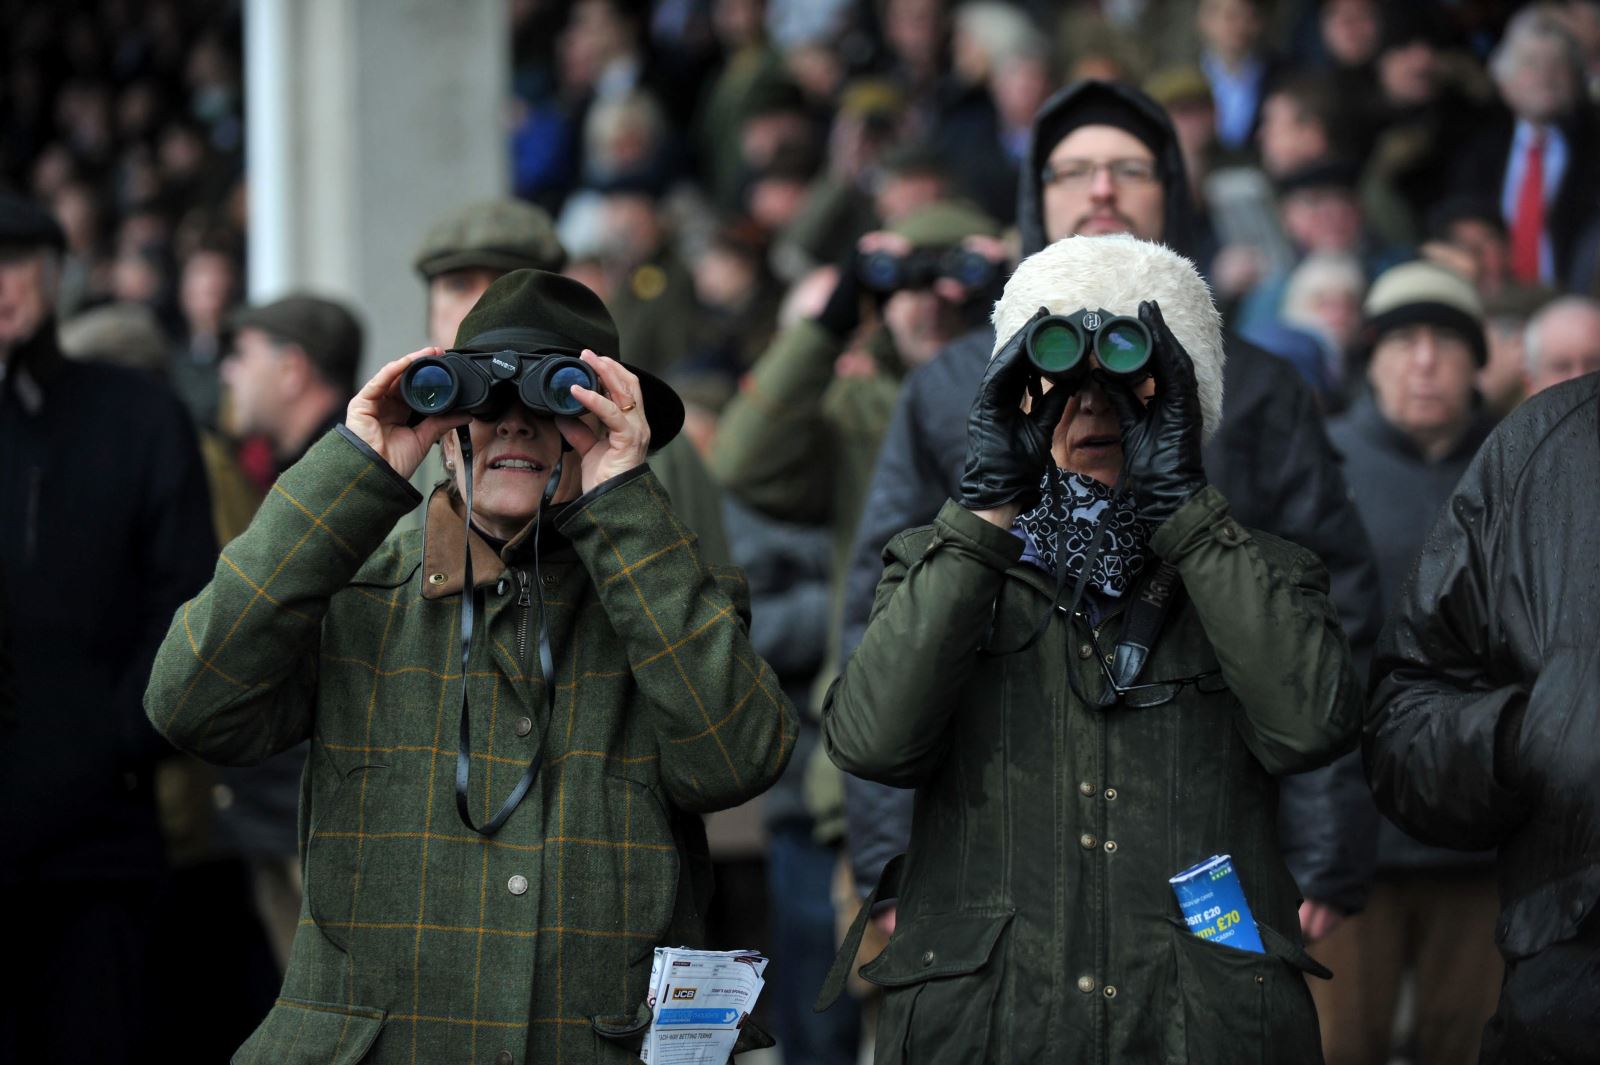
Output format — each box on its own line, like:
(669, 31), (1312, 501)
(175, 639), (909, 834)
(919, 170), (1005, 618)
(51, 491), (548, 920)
(245, 0), (508, 381)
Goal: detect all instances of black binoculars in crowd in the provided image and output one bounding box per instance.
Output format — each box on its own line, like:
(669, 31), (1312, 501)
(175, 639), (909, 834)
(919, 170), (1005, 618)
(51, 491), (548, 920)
(1023, 308), (1154, 389)
(856, 246), (1001, 294)
(401, 350), (598, 421)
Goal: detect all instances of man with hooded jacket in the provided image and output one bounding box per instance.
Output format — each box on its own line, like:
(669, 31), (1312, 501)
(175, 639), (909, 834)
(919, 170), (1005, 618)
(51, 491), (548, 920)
(1366, 371), (1600, 1062)
(842, 80), (1382, 943)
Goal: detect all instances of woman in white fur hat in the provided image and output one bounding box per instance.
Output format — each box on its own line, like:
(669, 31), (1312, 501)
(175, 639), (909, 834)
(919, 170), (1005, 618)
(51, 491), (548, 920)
(818, 234), (1361, 1064)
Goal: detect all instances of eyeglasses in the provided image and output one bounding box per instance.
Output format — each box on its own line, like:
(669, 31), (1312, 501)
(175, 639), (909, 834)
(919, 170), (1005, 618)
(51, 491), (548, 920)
(1040, 158), (1160, 189)
(1081, 619), (1226, 709)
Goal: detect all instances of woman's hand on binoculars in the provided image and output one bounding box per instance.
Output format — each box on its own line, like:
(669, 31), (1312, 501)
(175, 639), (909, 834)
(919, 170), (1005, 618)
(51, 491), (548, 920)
(1102, 301), (1207, 525)
(556, 350), (650, 494)
(960, 306), (1073, 523)
(346, 348), (471, 480)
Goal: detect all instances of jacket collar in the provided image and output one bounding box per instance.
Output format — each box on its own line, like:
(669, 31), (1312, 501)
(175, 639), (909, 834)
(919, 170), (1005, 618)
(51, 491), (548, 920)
(418, 482), (576, 599)
(1348, 390), (1494, 466)
(420, 484), (511, 599)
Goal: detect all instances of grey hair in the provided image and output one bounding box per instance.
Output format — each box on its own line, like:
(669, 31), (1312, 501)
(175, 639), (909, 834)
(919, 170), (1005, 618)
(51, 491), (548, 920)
(991, 234), (1226, 441)
(1490, 5), (1585, 88)
(954, 1), (1042, 66)
(1522, 294), (1600, 375)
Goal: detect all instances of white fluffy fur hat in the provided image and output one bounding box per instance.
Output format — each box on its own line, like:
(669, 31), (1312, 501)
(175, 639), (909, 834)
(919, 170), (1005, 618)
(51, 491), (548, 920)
(991, 234), (1226, 441)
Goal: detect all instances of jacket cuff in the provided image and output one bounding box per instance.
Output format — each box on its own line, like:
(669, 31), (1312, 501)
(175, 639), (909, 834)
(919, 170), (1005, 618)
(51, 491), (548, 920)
(555, 463), (663, 538)
(746, 320), (841, 406)
(1150, 485), (1249, 561)
(333, 425), (425, 505)
(930, 499), (1026, 573)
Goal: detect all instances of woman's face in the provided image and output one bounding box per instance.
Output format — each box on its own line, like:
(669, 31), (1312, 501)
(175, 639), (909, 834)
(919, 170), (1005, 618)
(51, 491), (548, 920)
(441, 403), (582, 540)
(1042, 373), (1156, 488)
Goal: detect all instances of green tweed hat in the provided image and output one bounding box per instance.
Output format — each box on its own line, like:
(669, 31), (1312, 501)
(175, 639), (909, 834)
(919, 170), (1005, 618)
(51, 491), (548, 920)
(454, 269), (683, 450)
(887, 199), (1002, 247)
(230, 294), (364, 394)
(414, 199), (567, 280)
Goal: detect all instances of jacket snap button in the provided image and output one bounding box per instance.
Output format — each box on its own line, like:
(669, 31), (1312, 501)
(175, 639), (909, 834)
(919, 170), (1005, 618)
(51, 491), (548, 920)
(921, 950), (935, 966)
(507, 874), (528, 896)
(1102, 985), (1117, 998)
(1254, 975), (1265, 986)
(1080, 834), (1097, 849)
(1571, 899), (1586, 920)
(515, 717), (533, 737)
(494, 1052), (514, 1065)
(1078, 781), (1095, 796)
(1078, 642), (1094, 659)
(1104, 840), (1117, 853)
(1076, 975), (1095, 993)
(1104, 652), (1115, 664)
(428, 572), (448, 585)
(496, 578), (508, 595)
(1104, 787), (1118, 800)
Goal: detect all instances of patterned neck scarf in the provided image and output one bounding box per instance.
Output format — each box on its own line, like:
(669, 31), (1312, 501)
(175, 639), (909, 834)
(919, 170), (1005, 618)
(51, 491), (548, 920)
(1014, 467), (1157, 598)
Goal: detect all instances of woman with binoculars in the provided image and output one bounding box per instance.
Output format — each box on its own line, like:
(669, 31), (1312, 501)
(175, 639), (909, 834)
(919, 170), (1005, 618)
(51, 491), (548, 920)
(819, 234), (1361, 1065)
(145, 269), (795, 1064)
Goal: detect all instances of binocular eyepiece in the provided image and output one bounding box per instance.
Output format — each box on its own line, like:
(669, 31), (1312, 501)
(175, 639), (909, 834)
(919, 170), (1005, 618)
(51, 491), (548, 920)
(1022, 308), (1153, 388)
(401, 350), (599, 422)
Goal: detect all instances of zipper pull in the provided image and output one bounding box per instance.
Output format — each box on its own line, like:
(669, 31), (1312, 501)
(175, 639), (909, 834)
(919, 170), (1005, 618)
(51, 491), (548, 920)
(516, 569), (532, 607)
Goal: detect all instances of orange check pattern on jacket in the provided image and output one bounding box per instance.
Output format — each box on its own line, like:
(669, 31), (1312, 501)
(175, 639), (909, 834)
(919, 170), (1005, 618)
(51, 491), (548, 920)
(146, 429), (797, 1065)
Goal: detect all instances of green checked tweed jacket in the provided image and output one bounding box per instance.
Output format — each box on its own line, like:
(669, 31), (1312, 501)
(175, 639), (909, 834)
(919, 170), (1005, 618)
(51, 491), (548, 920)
(146, 429), (797, 1065)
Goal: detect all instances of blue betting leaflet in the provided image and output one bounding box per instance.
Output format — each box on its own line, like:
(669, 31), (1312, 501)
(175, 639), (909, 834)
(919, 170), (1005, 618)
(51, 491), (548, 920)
(1169, 853), (1265, 953)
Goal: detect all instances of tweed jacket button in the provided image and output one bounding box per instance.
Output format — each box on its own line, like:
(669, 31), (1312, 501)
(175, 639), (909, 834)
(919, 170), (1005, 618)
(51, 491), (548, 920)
(515, 717), (533, 737)
(428, 572), (448, 586)
(1076, 975), (1095, 993)
(1078, 642), (1094, 659)
(1078, 781), (1095, 796)
(1079, 833), (1097, 850)
(507, 875), (528, 896)
(494, 1051), (514, 1065)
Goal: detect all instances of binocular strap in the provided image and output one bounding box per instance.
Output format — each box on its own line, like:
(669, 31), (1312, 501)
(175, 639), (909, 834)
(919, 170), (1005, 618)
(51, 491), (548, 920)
(452, 425), (554, 837)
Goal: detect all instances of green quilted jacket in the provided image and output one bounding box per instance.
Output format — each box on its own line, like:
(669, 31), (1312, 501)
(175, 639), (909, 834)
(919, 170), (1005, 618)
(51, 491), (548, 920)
(146, 428), (797, 1064)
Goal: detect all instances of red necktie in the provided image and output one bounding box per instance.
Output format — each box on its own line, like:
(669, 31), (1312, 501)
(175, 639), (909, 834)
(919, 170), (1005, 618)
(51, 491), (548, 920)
(1511, 130), (1546, 283)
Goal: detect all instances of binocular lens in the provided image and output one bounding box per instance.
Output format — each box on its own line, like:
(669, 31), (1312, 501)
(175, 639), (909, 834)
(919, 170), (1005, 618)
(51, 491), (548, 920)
(1098, 321), (1152, 375)
(406, 363), (455, 413)
(544, 364), (591, 416)
(1029, 320), (1085, 374)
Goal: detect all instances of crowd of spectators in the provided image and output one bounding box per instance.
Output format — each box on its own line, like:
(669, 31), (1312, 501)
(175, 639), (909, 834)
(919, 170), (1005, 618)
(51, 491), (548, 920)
(7, 0), (1600, 1062)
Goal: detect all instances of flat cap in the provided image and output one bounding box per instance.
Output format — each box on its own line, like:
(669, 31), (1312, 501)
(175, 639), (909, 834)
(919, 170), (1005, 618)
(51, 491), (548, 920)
(231, 294), (365, 393)
(414, 200), (566, 281)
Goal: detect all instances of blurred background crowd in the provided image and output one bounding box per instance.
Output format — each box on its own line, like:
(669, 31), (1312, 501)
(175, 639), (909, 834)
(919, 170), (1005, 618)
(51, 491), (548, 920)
(5, 0), (1600, 1063)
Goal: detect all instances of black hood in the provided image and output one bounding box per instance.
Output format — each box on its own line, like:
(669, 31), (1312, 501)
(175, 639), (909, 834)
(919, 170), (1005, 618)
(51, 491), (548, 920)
(1016, 80), (1193, 258)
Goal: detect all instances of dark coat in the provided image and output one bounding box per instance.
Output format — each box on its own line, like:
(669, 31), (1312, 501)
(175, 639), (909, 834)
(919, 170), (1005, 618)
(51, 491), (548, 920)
(824, 490), (1362, 1064)
(146, 429), (796, 1064)
(0, 326), (216, 886)
(1365, 373), (1600, 1052)
(1328, 392), (1496, 868)
(1450, 105), (1600, 287)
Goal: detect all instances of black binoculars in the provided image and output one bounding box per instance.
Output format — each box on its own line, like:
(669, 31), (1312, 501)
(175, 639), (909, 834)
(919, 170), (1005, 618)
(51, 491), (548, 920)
(1022, 308), (1153, 389)
(401, 350), (598, 422)
(857, 246), (1000, 294)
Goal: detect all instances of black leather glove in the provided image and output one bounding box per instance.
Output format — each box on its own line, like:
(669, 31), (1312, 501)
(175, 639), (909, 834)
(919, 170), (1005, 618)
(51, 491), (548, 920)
(1102, 300), (1208, 525)
(813, 250), (867, 339)
(959, 307), (1072, 511)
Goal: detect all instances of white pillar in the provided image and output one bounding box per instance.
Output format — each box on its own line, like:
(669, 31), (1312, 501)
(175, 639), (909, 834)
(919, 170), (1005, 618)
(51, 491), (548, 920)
(244, 0), (508, 381)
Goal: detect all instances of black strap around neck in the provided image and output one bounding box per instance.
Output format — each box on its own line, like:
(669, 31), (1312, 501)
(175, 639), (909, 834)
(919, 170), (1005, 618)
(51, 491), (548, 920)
(452, 425), (557, 837)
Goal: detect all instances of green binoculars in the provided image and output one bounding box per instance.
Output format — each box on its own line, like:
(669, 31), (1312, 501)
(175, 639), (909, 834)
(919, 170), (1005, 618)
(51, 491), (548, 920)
(1023, 308), (1154, 387)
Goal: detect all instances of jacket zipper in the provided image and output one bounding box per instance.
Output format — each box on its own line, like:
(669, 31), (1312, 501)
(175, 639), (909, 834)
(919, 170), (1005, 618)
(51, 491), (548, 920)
(514, 568), (532, 663)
